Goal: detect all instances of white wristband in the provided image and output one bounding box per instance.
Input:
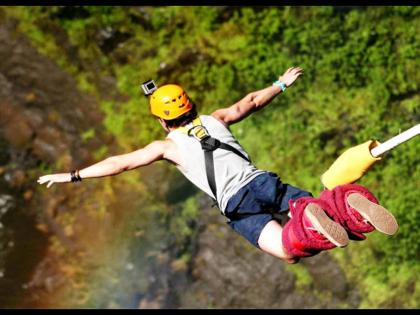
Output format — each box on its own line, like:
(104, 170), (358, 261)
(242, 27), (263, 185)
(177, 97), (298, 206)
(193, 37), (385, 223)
(273, 80), (287, 92)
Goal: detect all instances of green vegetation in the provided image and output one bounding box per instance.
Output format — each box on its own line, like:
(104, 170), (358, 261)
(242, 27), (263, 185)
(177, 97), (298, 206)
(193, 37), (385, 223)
(284, 263), (313, 292)
(4, 6), (419, 308)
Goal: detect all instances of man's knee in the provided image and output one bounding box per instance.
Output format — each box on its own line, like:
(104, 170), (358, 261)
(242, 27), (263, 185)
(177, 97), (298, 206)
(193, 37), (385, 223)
(258, 220), (300, 262)
(284, 256), (300, 264)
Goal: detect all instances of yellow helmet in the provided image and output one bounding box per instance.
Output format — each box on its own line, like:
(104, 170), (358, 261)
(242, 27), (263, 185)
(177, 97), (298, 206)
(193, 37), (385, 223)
(149, 84), (193, 120)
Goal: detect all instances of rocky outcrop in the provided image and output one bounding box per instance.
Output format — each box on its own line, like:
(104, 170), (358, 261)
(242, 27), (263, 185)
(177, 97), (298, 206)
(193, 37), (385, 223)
(0, 16), (106, 170)
(0, 13), (108, 308)
(175, 194), (360, 309)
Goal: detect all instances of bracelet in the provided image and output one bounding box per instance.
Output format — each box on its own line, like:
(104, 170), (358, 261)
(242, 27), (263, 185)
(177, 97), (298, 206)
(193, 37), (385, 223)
(273, 80), (287, 92)
(76, 169), (82, 181)
(70, 169), (82, 182)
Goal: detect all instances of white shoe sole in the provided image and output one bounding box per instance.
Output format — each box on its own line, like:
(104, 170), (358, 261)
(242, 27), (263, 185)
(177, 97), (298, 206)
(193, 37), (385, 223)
(304, 203), (349, 248)
(346, 193), (399, 236)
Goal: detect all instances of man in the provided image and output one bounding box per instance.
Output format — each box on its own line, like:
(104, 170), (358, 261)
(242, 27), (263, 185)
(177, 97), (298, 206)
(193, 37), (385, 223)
(38, 67), (398, 264)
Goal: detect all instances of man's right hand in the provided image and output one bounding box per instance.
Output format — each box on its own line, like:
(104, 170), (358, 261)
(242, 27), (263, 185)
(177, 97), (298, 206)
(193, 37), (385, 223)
(37, 173), (72, 188)
(278, 67), (304, 87)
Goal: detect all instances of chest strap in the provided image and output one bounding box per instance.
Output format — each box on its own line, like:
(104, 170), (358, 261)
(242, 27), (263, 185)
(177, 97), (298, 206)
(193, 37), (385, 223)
(177, 117), (250, 207)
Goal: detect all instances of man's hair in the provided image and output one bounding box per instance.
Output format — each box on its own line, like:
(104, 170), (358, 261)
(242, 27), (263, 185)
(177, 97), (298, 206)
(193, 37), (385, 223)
(163, 104), (198, 128)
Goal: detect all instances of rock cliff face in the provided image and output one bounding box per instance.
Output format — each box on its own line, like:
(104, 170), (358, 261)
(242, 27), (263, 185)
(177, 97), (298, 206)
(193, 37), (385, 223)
(0, 12), (360, 309)
(175, 196), (360, 309)
(0, 14), (108, 307)
(0, 15), (105, 169)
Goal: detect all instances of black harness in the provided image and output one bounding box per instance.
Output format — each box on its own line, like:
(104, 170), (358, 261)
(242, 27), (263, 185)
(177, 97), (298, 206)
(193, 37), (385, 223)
(183, 119), (250, 209)
(181, 118), (287, 223)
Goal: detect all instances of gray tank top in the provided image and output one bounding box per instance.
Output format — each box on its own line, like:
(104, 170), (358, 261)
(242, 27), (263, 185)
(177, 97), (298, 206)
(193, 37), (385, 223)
(166, 115), (265, 213)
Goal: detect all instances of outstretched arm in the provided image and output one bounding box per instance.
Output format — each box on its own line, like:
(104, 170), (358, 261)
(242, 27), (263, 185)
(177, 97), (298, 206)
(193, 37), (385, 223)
(211, 67), (303, 127)
(37, 140), (167, 188)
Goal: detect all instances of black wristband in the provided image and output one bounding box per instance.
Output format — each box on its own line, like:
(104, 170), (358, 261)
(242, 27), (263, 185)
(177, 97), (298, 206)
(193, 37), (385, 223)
(70, 170), (77, 182)
(75, 169), (82, 182)
(70, 170), (82, 182)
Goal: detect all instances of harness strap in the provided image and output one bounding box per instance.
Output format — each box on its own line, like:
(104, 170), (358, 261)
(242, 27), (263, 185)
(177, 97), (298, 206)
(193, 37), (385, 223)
(203, 150), (217, 203)
(176, 117), (250, 208)
(219, 142), (250, 162)
(200, 136), (250, 204)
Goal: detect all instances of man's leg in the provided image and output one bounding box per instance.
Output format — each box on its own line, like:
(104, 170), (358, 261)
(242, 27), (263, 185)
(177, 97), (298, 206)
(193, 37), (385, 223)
(258, 199), (349, 263)
(258, 220), (299, 264)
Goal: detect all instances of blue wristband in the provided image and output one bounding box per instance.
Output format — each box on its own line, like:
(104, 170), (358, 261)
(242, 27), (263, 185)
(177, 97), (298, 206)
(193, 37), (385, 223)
(273, 80), (287, 92)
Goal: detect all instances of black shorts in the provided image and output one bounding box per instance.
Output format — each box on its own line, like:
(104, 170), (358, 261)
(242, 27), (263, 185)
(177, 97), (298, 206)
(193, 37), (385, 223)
(224, 171), (312, 248)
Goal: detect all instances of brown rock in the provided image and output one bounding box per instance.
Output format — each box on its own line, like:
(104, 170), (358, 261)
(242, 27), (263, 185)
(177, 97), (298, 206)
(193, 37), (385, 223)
(64, 225), (74, 237)
(23, 189), (34, 201)
(11, 169), (26, 187)
(2, 115), (34, 149)
(138, 298), (161, 309)
(36, 223), (49, 233)
(25, 91), (37, 103)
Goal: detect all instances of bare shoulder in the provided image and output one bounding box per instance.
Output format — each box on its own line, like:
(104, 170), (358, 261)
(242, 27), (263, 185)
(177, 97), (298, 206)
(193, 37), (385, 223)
(145, 139), (169, 152)
(161, 138), (175, 150)
(161, 138), (181, 165)
(146, 139), (173, 156)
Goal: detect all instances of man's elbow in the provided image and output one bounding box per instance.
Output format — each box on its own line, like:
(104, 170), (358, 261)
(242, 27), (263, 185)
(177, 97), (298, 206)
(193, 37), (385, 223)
(106, 156), (127, 174)
(243, 92), (261, 109)
(252, 95), (265, 109)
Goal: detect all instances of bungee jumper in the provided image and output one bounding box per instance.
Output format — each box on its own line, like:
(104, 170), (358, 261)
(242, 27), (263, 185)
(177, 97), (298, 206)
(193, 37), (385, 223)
(37, 67), (418, 264)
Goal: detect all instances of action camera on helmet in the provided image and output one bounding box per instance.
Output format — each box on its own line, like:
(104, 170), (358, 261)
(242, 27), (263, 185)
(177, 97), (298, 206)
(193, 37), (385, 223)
(141, 79), (158, 96)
